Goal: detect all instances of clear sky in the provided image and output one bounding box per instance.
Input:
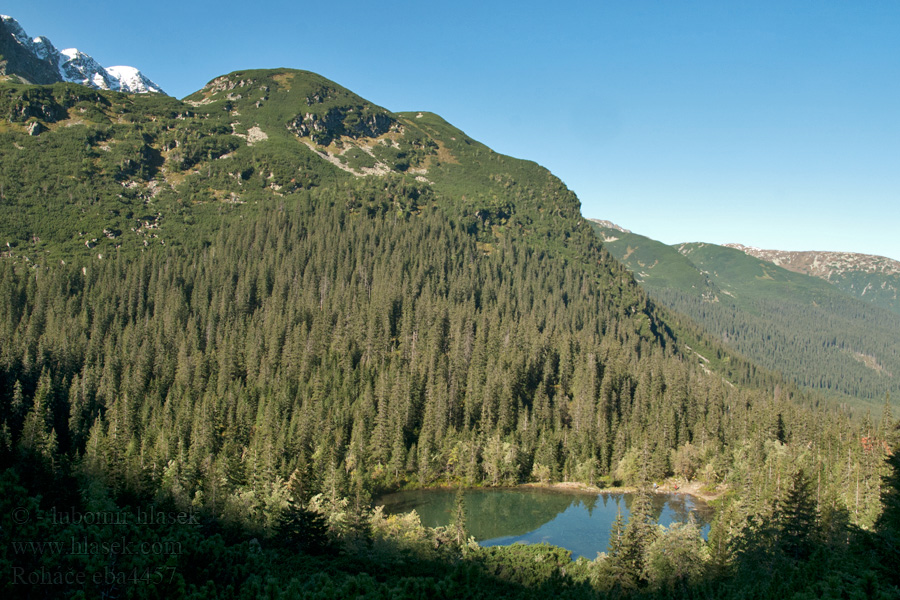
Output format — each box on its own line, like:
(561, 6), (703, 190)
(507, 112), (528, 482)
(6, 1), (899, 260)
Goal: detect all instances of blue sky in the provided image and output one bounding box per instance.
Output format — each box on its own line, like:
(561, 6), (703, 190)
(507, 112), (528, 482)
(6, 1), (900, 259)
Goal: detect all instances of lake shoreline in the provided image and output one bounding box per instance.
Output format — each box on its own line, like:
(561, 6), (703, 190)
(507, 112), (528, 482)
(378, 479), (725, 507)
(518, 480), (726, 504)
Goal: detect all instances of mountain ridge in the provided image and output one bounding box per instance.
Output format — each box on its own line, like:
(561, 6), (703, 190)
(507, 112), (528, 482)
(0, 14), (164, 94)
(723, 243), (900, 277)
(723, 242), (900, 314)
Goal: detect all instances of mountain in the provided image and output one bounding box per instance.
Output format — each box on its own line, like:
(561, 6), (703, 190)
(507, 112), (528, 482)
(1, 66), (897, 600)
(724, 243), (900, 316)
(0, 68), (590, 268)
(0, 15), (164, 93)
(589, 220), (900, 407)
(0, 66), (736, 500)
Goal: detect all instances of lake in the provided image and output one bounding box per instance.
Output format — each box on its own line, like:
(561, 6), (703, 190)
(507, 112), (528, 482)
(377, 487), (713, 560)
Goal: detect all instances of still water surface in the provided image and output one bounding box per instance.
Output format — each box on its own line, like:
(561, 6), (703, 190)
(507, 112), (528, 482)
(378, 488), (713, 559)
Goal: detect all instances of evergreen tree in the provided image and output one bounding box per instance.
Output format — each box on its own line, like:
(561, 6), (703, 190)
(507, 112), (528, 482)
(774, 468), (817, 560)
(616, 488), (658, 588)
(876, 437), (900, 548)
(274, 497), (330, 555)
(451, 487), (468, 548)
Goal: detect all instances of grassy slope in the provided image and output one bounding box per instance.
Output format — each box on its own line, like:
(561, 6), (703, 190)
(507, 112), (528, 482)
(586, 222), (715, 295)
(675, 242), (860, 311)
(818, 269), (900, 317)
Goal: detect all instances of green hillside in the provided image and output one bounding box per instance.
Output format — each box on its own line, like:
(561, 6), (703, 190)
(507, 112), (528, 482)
(587, 221), (716, 297)
(1, 70), (589, 267)
(826, 269), (900, 316)
(829, 269), (900, 315)
(678, 242), (867, 303)
(591, 223), (900, 406)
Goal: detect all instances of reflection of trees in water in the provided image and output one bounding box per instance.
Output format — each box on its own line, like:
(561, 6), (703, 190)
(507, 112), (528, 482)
(653, 494), (694, 522)
(656, 493), (714, 525)
(379, 489), (595, 540)
(467, 490), (595, 540)
(378, 489), (712, 542)
(580, 493), (599, 516)
(619, 492), (712, 524)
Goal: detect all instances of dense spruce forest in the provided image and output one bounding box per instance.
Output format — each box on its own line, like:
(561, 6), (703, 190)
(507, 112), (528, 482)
(1, 70), (900, 598)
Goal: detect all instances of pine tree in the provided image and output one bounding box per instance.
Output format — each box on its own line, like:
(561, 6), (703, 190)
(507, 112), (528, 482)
(451, 487), (468, 548)
(19, 369), (56, 463)
(617, 488), (657, 588)
(775, 468), (817, 560)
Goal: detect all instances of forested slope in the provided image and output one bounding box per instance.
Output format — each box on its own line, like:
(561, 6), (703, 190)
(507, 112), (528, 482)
(589, 222), (900, 406)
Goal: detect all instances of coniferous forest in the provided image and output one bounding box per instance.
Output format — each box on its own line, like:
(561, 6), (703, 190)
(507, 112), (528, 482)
(1, 70), (899, 598)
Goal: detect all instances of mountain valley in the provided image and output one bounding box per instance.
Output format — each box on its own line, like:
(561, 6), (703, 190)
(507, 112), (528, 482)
(589, 219), (900, 409)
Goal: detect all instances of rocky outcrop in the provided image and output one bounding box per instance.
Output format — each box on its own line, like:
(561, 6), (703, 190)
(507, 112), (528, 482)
(588, 219), (631, 234)
(5, 86), (110, 124)
(287, 107), (396, 146)
(25, 120), (44, 135)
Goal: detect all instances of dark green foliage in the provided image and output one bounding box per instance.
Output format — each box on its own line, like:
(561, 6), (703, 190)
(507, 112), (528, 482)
(274, 498), (331, 555)
(616, 489), (657, 588)
(876, 437), (900, 584)
(878, 446), (900, 536)
(774, 468), (817, 560)
(452, 487), (469, 547)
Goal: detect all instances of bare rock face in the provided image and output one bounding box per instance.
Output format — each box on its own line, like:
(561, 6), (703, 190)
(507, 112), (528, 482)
(25, 120), (44, 135)
(287, 108), (396, 146)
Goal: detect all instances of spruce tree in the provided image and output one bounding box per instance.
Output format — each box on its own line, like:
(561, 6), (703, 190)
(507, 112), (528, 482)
(876, 438), (900, 542)
(451, 487), (468, 548)
(617, 488), (657, 588)
(775, 468), (817, 560)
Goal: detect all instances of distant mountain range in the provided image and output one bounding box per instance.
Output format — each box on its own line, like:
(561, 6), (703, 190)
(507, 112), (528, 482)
(723, 243), (900, 315)
(588, 219), (900, 407)
(0, 15), (164, 94)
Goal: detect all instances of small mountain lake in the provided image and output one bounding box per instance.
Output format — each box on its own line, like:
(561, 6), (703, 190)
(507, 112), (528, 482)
(377, 487), (713, 560)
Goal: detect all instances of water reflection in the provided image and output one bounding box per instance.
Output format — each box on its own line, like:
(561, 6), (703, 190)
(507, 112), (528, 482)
(378, 488), (713, 560)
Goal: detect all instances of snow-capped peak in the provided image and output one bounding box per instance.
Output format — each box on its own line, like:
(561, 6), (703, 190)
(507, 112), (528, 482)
(1, 14), (166, 95)
(58, 47), (115, 90)
(30, 36), (59, 61)
(106, 65), (165, 94)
